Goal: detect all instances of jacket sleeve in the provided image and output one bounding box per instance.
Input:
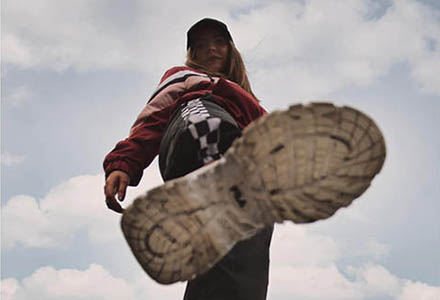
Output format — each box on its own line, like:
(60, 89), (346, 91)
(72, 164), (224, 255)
(211, 78), (267, 126)
(103, 67), (186, 186)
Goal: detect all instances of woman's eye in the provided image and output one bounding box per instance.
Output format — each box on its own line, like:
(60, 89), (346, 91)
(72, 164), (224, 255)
(215, 38), (227, 45)
(194, 37), (227, 49)
(195, 42), (205, 49)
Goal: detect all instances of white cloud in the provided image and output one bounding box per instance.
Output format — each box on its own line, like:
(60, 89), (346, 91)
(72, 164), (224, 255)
(399, 280), (440, 300)
(269, 264), (362, 300)
(1, 265), (134, 300)
(348, 264), (440, 300)
(268, 224), (439, 299)
(1, 152), (27, 166)
(351, 264), (402, 297)
(1, 0), (248, 73)
(2, 160), (163, 249)
(2, 0), (439, 97)
(270, 223), (340, 267)
(1, 279), (19, 300)
(411, 52), (440, 95)
(2, 0), (128, 72)
(2, 195), (56, 248)
(240, 0), (440, 100)
(3, 262), (439, 300)
(268, 262), (440, 300)
(2, 34), (34, 69)
(269, 224), (363, 299)
(1, 264), (185, 300)
(2, 86), (32, 107)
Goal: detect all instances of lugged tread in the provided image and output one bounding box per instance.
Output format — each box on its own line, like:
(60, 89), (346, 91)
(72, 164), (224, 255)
(121, 102), (386, 284)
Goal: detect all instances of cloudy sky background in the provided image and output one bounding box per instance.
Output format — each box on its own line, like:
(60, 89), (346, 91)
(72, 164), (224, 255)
(2, 0), (439, 299)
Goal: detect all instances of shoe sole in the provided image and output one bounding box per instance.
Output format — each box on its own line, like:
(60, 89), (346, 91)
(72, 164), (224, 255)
(120, 102), (386, 284)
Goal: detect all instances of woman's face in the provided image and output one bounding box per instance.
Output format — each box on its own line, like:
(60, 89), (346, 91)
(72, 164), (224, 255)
(192, 27), (229, 73)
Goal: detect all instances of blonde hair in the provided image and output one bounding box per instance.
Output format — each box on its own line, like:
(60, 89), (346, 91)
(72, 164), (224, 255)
(185, 41), (258, 101)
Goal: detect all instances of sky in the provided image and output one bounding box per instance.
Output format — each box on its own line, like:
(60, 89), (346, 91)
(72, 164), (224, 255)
(1, 0), (439, 299)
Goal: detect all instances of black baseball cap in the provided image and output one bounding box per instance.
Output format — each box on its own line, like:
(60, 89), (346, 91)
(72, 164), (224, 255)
(187, 18), (233, 50)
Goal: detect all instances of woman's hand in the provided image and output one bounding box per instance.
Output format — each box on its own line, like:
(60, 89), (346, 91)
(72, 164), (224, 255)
(104, 170), (130, 213)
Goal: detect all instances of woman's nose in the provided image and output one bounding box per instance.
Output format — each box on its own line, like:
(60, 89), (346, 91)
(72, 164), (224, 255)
(207, 42), (217, 51)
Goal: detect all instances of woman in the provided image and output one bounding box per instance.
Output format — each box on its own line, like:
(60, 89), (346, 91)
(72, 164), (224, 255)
(104, 18), (274, 300)
(104, 17), (388, 300)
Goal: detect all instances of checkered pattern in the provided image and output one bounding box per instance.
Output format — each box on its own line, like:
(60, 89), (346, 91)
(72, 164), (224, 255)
(182, 99), (222, 164)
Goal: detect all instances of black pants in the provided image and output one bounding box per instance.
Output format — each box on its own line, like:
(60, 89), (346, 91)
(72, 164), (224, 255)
(158, 96), (273, 300)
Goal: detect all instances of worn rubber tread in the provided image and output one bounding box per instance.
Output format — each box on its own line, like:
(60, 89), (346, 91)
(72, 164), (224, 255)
(120, 102), (386, 284)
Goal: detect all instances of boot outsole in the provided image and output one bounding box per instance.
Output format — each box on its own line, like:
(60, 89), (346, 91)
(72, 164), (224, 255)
(121, 102), (386, 284)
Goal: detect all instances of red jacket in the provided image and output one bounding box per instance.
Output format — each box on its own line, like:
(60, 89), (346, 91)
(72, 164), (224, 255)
(103, 66), (266, 185)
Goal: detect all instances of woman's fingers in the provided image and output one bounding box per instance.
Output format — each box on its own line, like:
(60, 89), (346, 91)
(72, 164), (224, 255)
(104, 171), (129, 214)
(104, 174), (117, 198)
(105, 195), (124, 213)
(117, 175), (129, 201)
